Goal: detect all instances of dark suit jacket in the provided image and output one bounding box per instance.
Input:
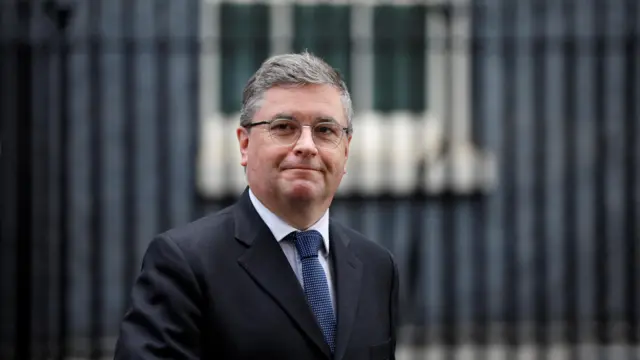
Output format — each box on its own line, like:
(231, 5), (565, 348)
(114, 188), (399, 360)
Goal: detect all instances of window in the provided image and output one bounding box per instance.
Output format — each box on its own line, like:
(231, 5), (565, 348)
(373, 5), (426, 113)
(220, 3), (270, 114)
(293, 4), (351, 87)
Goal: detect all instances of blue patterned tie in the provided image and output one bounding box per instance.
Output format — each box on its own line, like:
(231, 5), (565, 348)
(293, 230), (337, 353)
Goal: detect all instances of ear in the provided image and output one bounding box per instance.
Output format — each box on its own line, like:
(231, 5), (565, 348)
(343, 134), (352, 173)
(237, 127), (250, 167)
(344, 133), (352, 159)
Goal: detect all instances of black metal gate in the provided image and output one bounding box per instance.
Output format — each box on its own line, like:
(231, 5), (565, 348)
(1, 0), (638, 359)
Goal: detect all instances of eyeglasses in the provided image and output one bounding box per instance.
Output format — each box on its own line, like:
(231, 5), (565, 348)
(243, 118), (351, 149)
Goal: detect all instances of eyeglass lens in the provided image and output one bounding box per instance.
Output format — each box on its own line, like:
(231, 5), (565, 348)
(268, 119), (343, 147)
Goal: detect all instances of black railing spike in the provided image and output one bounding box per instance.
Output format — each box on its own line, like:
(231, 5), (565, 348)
(42, 1), (74, 31)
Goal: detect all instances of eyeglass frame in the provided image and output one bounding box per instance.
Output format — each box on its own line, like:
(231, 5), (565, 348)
(242, 116), (352, 148)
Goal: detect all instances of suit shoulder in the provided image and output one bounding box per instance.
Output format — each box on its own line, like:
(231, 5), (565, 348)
(158, 204), (236, 253)
(331, 218), (395, 265)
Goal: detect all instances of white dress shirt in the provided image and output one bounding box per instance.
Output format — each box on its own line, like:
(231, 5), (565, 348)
(248, 189), (336, 311)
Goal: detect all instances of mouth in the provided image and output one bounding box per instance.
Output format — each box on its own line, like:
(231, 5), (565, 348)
(282, 167), (322, 173)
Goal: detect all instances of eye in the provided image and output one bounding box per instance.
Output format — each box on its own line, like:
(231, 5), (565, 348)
(273, 123), (292, 130)
(269, 119), (299, 135)
(315, 123), (339, 136)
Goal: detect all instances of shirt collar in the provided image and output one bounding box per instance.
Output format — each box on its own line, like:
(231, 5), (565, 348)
(248, 188), (330, 254)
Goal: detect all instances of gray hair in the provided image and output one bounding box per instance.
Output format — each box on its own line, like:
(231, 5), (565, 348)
(239, 51), (354, 132)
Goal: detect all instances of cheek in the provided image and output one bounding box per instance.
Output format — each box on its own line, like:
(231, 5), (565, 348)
(322, 152), (346, 176)
(250, 144), (285, 170)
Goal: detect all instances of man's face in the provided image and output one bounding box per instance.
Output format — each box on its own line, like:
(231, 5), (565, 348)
(237, 84), (351, 205)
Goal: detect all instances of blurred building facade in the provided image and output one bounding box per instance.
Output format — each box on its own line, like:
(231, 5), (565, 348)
(1, 0), (638, 358)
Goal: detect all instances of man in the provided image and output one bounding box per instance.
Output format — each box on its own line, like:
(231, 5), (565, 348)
(114, 52), (399, 360)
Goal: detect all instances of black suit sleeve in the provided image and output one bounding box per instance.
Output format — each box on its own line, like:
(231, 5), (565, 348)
(389, 252), (400, 360)
(114, 235), (204, 360)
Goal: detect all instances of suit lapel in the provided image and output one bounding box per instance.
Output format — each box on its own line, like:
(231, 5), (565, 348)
(330, 222), (363, 360)
(234, 189), (332, 359)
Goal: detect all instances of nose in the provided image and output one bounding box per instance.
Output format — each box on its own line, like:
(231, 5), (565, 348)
(292, 126), (318, 157)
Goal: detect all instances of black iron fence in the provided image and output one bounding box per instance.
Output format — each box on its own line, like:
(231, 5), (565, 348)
(1, 0), (638, 359)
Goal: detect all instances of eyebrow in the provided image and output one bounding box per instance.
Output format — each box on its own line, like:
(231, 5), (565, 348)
(271, 113), (295, 121)
(271, 113), (338, 124)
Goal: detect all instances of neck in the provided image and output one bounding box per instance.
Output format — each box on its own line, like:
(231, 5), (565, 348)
(254, 191), (330, 230)
(275, 200), (328, 230)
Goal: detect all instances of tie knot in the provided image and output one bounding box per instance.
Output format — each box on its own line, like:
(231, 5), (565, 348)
(293, 230), (324, 259)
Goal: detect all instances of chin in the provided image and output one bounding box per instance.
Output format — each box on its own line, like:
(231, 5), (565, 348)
(281, 180), (323, 201)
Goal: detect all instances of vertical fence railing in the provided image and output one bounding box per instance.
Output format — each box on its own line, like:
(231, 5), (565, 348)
(87, 1), (103, 358)
(154, 1), (170, 232)
(562, 0), (579, 357)
(533, 0), (549, 353)
(56, 5), (72, 357)
(593, 0), (608, 351)
(500, 0), (518, 348)
(470, 2), (488, 358)
(14, 3), (34, 359)
(1, 0), (639, 359)
(121, 0), (138, 339)
(0, 2), (10, 357)
(623, 0), (639, 352)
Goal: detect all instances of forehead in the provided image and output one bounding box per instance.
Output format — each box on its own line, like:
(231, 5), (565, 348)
(255, 84), (347, 125)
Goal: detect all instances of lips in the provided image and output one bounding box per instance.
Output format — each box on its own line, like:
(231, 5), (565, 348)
(282, 165), (322, 172)
(285, 167), (320, 172)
